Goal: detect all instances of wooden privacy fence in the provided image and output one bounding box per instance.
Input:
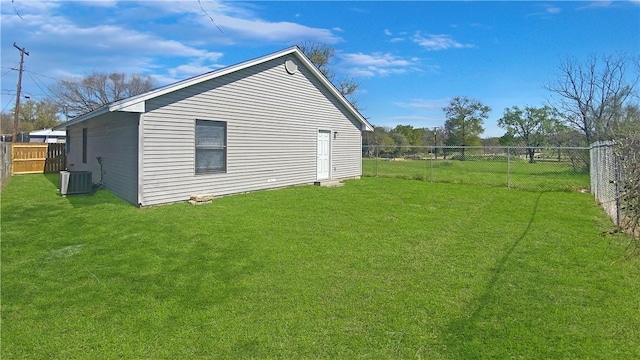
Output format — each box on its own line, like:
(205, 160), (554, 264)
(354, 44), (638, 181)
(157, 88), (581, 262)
(11, 143), (66, 175)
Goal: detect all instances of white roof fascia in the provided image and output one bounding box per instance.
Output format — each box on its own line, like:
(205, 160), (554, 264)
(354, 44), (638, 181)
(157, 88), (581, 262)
(289, 49), (374, 132)
(117, 101), (145, 113)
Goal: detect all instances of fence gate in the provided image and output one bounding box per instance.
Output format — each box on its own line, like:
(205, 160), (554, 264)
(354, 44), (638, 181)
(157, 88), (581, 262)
(45, 143), (66, 173)
(11, 143), (66, 175)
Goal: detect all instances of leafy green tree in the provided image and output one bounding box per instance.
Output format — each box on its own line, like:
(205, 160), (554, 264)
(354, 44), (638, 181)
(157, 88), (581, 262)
(498, 132), (518, 146)
(443, 96), (490, 160)
(415, 128), (433, 147)
(363, 126), (395, 157)
(1, 113), (13, 134)
(482, 137), (501, 147)
(18, 99), (62, 132)
(1, 100), (62, 135)
(615, 104), (640, 135)
(498, 106), (559, 163)
(391, 125), (423, 154)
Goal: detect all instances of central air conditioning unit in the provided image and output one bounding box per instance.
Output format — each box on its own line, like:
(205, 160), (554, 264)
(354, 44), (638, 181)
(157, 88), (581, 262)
(59, 171), (93, 195)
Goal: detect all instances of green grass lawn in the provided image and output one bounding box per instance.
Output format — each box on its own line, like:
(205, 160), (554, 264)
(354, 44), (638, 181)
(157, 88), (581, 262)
(362, 158), (590, 192)
(1, 174), (638, 359)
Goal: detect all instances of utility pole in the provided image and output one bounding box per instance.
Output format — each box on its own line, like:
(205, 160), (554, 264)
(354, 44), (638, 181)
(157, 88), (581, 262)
(12, 42), (29, 143)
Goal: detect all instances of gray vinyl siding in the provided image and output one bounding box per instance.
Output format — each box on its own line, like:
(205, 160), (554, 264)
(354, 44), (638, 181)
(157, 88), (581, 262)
(66, 113), (139, 204)
(141, 55), (363, 206)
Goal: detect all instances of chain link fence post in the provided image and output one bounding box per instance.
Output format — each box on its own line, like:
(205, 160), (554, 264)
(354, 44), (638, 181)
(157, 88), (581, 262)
(430, 146), (434, 182)
(507, 147), (511, 188)
(373, 145), (377, 177)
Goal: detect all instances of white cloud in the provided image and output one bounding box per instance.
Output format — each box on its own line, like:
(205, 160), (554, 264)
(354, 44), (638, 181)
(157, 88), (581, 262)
(168, 62), (225, 79)
(412, 33), (474, 51)
(149, 0), (342, 44)
(1, 0), (60, 15)
(1, 0), (344, 95)
(528, 3), (565, 17)
(576, 1), (615, 10)
(384, 29), (392, 36)
(340, 52), (421, 78)
(38, 22), (224, 62)
(76, 1), (119, 7)
(394, 98), (449, 110)
(390, 37), (405, 43)
(211, 15), (341, 44)
(546, 5), (562, 14)
(342, 53), (416, 67)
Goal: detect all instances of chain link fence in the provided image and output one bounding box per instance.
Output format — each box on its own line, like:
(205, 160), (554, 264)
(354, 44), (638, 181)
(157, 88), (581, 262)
(589, 141), (620, 226)
(362, 145), (591, 192)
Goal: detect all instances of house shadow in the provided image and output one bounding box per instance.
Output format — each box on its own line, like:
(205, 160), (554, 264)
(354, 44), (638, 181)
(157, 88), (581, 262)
(43, 173), (131, 208)
(44, 173), (60, 188)
(440, 192), (544, 358)
(62, 189), (130, 208)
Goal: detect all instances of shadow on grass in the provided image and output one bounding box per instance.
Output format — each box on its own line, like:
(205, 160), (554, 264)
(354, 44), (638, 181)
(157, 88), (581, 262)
(62, 189), (133, 208)
(42, 173), (133, 208)
(442, 192), (543, 358)
(43, 173), (59, 188)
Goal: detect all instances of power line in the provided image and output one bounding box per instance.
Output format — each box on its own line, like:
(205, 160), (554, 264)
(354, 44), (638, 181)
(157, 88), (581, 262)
(0, 95), (15, 113)
(26, 70), (57, 100)
(1, 69), (15, 78)
(24, 68), (60, 81)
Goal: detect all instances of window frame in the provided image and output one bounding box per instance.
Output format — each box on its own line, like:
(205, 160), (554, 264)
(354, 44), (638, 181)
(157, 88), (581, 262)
(194, 119), (227, 174)
(82, 128), (87, 164)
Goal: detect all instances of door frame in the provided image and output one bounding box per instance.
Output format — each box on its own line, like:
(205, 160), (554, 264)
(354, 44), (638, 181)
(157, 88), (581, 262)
(316, 129), (332, 180)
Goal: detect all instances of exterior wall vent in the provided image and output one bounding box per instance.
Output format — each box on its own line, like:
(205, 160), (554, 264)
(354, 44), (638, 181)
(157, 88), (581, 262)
(59, 171), (93, 195)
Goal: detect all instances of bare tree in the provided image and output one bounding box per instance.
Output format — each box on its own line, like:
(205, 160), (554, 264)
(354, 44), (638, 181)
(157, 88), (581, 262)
(53, 71), (156, 118)
(546, 53), (638, 144)
(299, 41), (335, 80)
(299, 41), (361, 110)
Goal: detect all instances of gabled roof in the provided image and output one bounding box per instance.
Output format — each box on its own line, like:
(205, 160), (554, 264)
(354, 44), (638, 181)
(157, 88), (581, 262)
(55, 46), (373, 131)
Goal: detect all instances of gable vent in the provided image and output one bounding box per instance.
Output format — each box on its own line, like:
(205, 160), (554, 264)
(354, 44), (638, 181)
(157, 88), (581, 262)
(59, 171), (93, 195)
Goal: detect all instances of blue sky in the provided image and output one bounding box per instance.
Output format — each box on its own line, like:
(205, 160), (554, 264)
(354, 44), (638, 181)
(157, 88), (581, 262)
(1, 1), (638, 137)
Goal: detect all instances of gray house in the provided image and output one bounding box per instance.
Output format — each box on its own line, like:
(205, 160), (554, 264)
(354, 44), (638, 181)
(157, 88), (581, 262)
(55, 47), (373, 206)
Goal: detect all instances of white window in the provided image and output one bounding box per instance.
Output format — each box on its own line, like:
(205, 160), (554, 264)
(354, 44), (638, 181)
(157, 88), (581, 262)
(195, 120), (227, 174)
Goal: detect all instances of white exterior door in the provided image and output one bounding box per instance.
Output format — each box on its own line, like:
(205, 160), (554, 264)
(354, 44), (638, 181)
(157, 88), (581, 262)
(317, 130), (331, 180)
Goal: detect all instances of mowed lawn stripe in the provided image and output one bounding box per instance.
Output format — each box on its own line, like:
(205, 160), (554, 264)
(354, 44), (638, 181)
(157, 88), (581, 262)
(1, 175), (638, 359)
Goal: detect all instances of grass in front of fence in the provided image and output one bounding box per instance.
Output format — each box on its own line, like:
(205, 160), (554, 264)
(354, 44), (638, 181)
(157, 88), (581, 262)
(363, 157), (590, 192)
(2, 175), (639, 358)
